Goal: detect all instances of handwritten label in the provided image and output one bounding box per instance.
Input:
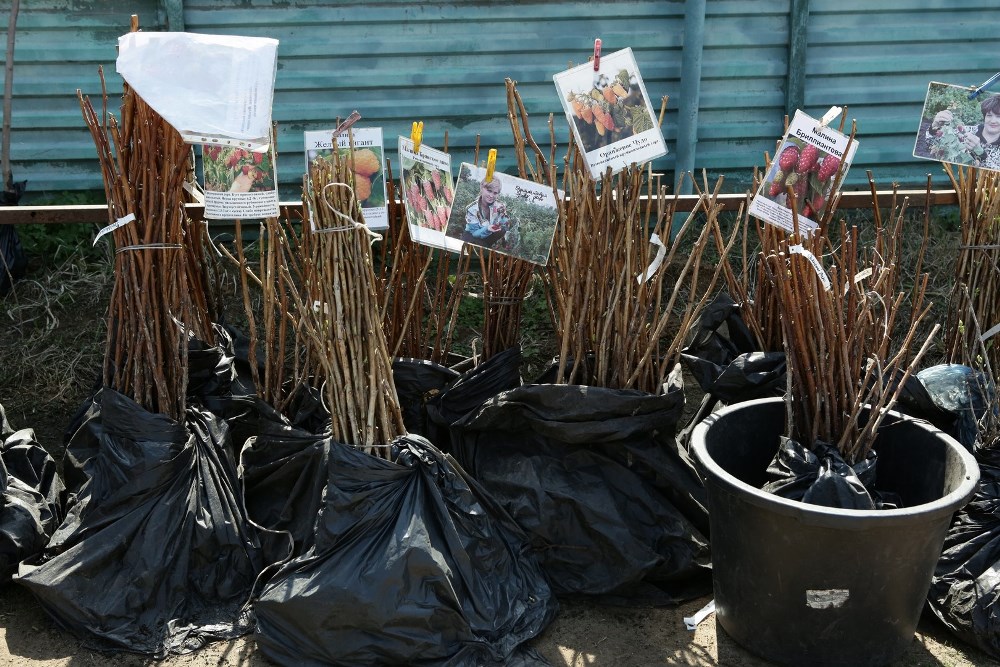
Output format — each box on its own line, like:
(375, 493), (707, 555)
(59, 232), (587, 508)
(789, 244), (832, 291)
(94, 213), (135, 246)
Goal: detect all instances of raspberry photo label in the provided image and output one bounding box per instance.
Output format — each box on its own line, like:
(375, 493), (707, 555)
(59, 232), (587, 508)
(443, 163), (561, 266)
(749, 110), (859, 234)
(305, 128), (388, 230)
(913, 81), (1000, 172)
(201, 143), (279, 220)
(398, 136), (460, 252)
(553, 47), (667, 179)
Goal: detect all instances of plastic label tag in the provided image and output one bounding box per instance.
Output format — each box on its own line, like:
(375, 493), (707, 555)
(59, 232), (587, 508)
(636, 233), (667, 284)
(683, 599), (716, 630)
(806, 589), (850, 609)
(789, 244), (832, 291)
(981, 321), (1000, 343)
(183, 180), (206, 205)
(94, 213), (135, 246)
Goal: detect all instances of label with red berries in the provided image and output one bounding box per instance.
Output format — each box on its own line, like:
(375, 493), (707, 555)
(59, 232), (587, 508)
(201, 143), (280, 220)
(305, 128), (388, 230)
(398, 137), (460, 252)
(553, 47), (667, 179)
(749, 110), (859, 234)
(913, 81), (1000, 172)
(443, 163), (561, 266)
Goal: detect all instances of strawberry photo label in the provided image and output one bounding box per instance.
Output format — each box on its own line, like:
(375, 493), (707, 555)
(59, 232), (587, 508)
(201, 143), (280, 220)
(913, 81), (1000, 172)
(305, 128), (388, 230)
(553, 47), (667, 179)
(398, 137), (460, 252)
(749, 110), (859, 234)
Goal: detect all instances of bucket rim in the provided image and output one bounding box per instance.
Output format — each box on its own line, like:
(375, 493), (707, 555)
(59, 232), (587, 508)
(690, 396), (980, 524)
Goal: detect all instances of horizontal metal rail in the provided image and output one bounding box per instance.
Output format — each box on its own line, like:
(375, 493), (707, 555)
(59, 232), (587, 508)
(0, 189), (959, 225)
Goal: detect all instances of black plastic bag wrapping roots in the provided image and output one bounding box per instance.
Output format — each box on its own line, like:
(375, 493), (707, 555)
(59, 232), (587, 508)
(762, 436), (904, 511)
(16, 388), (264, 657)
(254, 434), (557, 667)
(0, 405), (64, 583)
(442, 365), (712, 604)
(392, 357), (461, 437)
(679, 294), (785, 405)
(930, 446), (1000, 658)
(238, 397), (329, 560)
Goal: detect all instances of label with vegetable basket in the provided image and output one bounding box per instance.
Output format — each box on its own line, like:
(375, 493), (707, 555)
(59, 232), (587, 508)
(749, 110), (859, 235)
(553, 47), (667, 179)
(305, 128), (388, 229)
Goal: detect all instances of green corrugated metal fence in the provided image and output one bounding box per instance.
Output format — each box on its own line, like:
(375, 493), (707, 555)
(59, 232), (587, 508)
(0, 0), (996, 199)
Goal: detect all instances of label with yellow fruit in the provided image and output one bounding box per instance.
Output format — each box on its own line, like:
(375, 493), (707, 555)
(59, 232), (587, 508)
(305, 127), (388, 230)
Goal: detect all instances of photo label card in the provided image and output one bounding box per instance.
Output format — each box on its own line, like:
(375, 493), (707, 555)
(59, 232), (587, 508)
(749, 110), (859, 234)
(913, 81), (1000, 172)
(201, 144), (279, 220)
(444, 163), (561, 266)
(553, 47), (667, 179)
(304, 127), (388, 229)
(398, 137), (460, 252)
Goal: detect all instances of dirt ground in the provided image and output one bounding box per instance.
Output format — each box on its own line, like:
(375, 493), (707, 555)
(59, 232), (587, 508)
(2, 584), (999, 666)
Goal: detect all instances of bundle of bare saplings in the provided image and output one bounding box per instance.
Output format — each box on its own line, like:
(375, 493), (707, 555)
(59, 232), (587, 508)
(16, 64), (265, 657)
(219, 144), (555, 666)
(426, 80), (723, 604)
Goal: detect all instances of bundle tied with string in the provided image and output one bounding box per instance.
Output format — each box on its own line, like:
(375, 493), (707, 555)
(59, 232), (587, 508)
(763, 222), (937, 468)
(78, 68), (214, 422)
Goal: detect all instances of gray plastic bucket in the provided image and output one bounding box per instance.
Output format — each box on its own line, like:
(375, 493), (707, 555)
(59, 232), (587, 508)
(691, 397), (979, 667)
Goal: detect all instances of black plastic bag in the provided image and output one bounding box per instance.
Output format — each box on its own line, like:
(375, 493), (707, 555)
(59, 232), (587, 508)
(680, 293), (785, 404)
(0, 405), (64, 583)
(444, 368), (711, 604)
(929, 445), (1000, 658)
(238, 396), (329, 559)
(16, 388), (264, 657)
(762, 437), (901, 511)
(915, 364), (996, 451)
(392, 357), (461, 437)
(254, 434), (556, 666)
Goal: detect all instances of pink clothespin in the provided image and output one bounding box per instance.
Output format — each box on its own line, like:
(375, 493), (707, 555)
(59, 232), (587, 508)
(593, 38), (602, 71)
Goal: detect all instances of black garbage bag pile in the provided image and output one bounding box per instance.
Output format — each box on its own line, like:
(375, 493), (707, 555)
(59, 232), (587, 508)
(254, 433), (557, 666)
(430, 351), (711, 604)
(391, 356), (461, 438)
(0, 405), (63, 583)
(922, 365), (1000, 657)
(16, 388), (265, 657)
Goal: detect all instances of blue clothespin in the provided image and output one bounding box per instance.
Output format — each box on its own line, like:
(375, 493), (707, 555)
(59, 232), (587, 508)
(969, 72), (1000, 100)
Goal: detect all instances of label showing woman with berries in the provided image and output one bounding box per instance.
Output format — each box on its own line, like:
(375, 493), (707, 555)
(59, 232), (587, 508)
(749, 110), (859, 234)
(914, 82), (1000, 172)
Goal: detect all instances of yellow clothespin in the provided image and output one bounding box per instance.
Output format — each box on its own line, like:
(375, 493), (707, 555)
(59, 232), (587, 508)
(411, 121), (424, 154)
(485, 148), (497, 183)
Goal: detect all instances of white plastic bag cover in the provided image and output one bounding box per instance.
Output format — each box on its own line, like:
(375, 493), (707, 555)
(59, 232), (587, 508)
(116, 32), (278, 152)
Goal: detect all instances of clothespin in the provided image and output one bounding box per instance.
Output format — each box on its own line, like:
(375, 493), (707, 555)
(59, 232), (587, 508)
(592, 38), (602, 72)
(485, 149), (497, 183)
(969, 72), (1000, 100)
(411, 121), (424, 154)
(814, 106), (842, 132)
(332, 110), (362, 139)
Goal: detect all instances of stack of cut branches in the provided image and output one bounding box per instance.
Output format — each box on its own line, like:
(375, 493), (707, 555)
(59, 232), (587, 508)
(944, 165), (1000, 375)
(377, 158), (471, 363)
(548, 162), (734, 392)
(225, 147), (405, 454)
(78, 70), (213, 422)
(763, 221), (937, 464)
